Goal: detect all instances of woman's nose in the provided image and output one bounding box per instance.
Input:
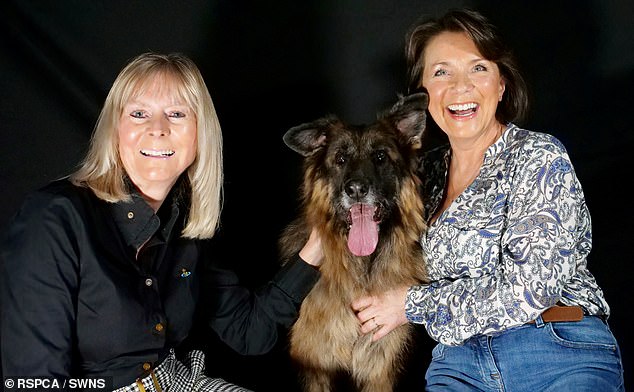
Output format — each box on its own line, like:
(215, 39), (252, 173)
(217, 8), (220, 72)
(148, 115), (170, 136)
(452, 72), (474, 93)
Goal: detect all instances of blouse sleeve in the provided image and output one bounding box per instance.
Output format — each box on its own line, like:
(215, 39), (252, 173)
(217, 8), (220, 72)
(201, 253), (320, 355)
(406, 135), (590, 345)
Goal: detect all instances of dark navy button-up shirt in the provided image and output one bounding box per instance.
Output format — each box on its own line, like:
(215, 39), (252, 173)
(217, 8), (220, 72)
(1, 179), (318, 388)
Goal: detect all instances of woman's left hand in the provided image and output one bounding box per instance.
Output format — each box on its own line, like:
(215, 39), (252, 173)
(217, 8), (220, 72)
(352, 285), (410, 341)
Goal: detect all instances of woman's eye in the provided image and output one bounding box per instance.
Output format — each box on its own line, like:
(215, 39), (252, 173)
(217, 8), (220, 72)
(433, 69), (447, 77)
(169, 111), (186, 118)
(130, 110), (146, 119)
(473, 64), (487, 72)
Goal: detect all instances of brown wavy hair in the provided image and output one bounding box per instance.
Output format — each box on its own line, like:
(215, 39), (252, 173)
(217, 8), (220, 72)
(405, 8), (528, 125)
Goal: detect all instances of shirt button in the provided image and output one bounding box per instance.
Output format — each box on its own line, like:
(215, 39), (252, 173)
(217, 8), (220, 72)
(155, 323), (164, 332)
(145, 278), (153, 287)
(142, 362), (151, 371)
(127, 211), (134, 219)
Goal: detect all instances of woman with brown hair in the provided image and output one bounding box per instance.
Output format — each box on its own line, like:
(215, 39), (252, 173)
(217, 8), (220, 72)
(353, 9), (624, 390)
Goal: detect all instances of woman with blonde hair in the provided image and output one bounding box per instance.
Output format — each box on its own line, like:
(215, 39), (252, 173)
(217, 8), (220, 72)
(1, 52), (323, 391)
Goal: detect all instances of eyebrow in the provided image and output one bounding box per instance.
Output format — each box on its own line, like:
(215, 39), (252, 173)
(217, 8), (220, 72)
(429, 56), (488, 65)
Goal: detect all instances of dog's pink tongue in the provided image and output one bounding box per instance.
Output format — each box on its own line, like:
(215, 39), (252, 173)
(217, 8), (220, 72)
(348, 204), (378, 256)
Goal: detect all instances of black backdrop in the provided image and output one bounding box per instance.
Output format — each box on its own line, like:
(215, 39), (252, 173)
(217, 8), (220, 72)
(1, 1), (632, 390)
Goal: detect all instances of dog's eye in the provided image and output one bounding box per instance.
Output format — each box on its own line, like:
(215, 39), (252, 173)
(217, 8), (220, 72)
(373, 150), (387, 164)
(335, 152), (346, 166)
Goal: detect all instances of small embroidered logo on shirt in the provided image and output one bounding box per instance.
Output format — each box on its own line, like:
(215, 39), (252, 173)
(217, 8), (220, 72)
(180, 268), (191, 278)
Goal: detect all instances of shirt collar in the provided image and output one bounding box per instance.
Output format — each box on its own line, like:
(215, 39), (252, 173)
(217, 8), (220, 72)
(421, 123), (517, 222)
(110, 183), (182, 251)
(482, 122), (515, 167)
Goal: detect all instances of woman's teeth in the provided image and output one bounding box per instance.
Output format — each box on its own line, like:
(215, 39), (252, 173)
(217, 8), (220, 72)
(140, 149), (175, 157)
(448, 102), (477, 112)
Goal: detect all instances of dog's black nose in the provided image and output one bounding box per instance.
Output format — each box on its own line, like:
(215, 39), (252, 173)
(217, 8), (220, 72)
(345, 179), (369, 200)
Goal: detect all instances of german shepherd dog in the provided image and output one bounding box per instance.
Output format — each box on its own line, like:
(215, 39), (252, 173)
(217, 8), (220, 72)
(280, 92), (429, 392)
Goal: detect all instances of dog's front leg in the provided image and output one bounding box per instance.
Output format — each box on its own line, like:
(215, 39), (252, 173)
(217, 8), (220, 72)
(352, 325), (413, 392)
(302, 369), (335, 392)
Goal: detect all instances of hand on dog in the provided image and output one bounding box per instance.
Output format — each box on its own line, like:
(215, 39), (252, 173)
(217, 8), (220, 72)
(352, 286), (410, 342)
(299, 228), (324, 268)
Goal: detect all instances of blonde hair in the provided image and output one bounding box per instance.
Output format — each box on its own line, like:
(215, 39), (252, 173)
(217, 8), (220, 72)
(70, 52), (223, 239)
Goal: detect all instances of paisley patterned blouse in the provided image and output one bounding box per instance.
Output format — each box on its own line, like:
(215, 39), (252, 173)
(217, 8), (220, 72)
(406, 124), (610, 346)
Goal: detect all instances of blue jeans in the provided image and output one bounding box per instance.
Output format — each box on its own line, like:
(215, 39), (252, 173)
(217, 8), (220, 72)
(425, 316), (624, 391)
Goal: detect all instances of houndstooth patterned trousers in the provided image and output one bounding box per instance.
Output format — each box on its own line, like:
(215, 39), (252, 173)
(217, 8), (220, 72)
(112, 350), (252, 392)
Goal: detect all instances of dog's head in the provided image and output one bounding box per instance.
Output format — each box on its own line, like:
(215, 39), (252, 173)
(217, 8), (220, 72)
(283, 92), (428, 257)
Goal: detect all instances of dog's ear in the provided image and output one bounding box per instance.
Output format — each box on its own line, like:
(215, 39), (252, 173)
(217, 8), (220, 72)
(283, 117), (336, 157)
(387, 92), (429, 148)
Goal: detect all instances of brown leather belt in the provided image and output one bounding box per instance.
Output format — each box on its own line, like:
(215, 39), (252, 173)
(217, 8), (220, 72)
(528, 305), (584, 324)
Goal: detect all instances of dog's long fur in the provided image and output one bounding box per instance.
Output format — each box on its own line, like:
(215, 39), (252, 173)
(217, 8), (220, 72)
(280, 93), (429, 392)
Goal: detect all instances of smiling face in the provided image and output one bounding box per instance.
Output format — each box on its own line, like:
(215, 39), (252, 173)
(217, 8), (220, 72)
(422, 31), (505, 144)
(118, 74), (197, 209)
